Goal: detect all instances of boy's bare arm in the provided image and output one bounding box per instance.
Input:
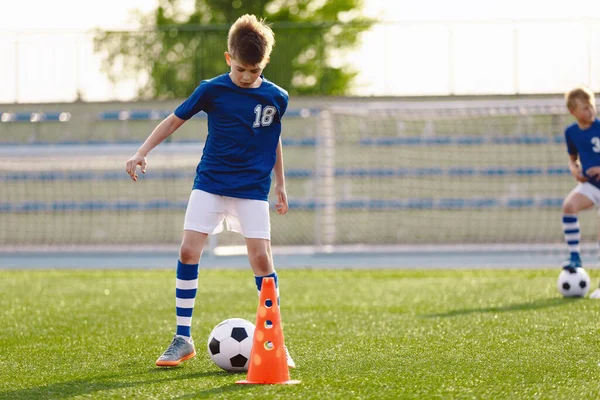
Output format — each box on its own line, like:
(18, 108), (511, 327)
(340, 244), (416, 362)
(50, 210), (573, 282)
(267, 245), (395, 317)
(273, 137), (285, 186)
(273, 138), (288, 215)
(568, 153), (588, 182)
(125, 113), (186, 181)
(137, 113), (186, 156)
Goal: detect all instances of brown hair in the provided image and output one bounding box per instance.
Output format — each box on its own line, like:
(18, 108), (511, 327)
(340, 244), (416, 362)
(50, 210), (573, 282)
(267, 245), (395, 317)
(565, 86), (595, 111)
(227, 14), (275, 66)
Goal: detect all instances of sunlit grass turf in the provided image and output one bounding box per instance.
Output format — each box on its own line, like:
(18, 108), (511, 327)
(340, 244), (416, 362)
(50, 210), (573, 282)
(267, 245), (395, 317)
(1, 268), (600, 399)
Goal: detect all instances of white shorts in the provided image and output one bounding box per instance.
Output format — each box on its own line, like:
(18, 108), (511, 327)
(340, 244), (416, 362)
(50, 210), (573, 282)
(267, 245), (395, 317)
(183, 189), (271, 239)
(571, 182), (600, 214)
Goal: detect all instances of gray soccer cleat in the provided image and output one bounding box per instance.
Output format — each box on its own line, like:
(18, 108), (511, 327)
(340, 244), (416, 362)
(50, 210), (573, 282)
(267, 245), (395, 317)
(285, 345), (296, 369)
(155, 335), (196, 367)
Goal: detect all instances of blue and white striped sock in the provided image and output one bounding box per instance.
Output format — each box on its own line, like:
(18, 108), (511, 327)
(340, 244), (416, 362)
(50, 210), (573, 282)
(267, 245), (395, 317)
(175, 260), (199, 341)
(255, 271), (280, 308)
(562, 214), (581, 259)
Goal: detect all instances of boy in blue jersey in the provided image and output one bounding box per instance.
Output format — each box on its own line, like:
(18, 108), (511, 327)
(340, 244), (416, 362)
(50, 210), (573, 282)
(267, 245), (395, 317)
(561, 86), (600, 296)
(125, 14), (296, 366)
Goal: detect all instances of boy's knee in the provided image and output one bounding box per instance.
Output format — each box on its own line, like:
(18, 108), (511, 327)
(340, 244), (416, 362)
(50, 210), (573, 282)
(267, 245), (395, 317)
(562, 201), (577, 214)
(248, 251), (272, 273)
(179, 243), (201, 263)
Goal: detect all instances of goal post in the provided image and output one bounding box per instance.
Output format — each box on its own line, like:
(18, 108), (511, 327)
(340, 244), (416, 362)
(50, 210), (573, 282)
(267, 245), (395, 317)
(312, 98), (591, 249)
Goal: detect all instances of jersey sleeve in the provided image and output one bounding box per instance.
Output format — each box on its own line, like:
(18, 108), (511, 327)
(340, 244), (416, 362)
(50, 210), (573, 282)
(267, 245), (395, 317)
(174, 81), (212, 120)
(278, 91), (289, 119)
(565, 127), (577, 155)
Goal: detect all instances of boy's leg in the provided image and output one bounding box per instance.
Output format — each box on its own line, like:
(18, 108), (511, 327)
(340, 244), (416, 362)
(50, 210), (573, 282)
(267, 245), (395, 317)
(156, 230), (208, 366)
(247, 237), (277, 302)
(561, 190), (594, 271)
(227, 196), (296, 367)
(246, 238), (295, 368)
(562, 214), (582, 270)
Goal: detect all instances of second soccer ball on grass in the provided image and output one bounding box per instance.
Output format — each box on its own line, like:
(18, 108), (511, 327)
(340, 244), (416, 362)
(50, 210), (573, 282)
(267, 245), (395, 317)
(557, 268), (590, 298)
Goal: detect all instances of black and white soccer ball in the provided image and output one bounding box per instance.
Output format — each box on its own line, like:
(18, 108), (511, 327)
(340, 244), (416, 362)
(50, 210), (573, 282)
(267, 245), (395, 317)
(557, 268), (590, 297)
(207, 318), (255, 372)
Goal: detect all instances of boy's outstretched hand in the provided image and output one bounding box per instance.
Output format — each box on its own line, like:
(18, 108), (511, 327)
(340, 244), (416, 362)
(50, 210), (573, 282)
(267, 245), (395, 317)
(274, 183), (288, 215)
(125, 152), (147, 182)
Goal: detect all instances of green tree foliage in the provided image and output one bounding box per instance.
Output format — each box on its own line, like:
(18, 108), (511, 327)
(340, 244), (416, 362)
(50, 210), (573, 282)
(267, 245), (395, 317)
(94, 0), (373, 98)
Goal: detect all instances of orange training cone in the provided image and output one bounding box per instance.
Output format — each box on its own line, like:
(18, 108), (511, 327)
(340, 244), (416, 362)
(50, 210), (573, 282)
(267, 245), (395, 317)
(237, 277), (300, 385)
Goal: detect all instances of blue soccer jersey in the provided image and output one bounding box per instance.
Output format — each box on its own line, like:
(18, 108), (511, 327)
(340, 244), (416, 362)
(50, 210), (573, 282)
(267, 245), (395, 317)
(174, 73), (289, 201)
(565, 118), (600, 189)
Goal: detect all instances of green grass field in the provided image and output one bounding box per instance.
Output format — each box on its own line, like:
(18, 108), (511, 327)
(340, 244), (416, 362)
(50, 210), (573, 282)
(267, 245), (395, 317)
(2, 268), (600, 399)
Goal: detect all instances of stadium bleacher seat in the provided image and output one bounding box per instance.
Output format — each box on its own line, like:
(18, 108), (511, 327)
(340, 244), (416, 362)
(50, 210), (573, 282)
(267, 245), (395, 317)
(95, 108), (317, 122)
(0, 112), (71, 123)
